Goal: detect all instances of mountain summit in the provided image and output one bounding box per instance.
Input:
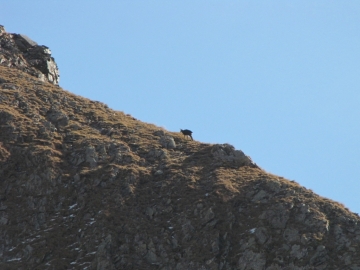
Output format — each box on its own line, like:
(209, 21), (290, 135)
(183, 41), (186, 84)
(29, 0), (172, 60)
(1, 25), (360, 270)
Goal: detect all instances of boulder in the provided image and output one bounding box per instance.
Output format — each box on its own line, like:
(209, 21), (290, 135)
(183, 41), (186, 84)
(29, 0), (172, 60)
(160, 135), (176, 149)
(211, 144), (256, 167)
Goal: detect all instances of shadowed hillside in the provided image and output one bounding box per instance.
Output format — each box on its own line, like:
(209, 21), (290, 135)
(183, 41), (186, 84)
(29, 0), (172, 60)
(1, 25), (360, 270)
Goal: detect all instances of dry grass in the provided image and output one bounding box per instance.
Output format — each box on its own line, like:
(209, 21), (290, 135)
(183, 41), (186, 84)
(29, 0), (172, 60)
(2, 65), (360, 269)
(1, 65), (357, 218)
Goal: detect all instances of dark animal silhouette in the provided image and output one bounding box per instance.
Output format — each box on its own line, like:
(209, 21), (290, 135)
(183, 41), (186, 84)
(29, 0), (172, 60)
(180, 129), (193, 140)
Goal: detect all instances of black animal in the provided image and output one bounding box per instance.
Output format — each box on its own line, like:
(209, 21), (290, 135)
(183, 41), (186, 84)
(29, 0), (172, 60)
(180, 129), (193, 140)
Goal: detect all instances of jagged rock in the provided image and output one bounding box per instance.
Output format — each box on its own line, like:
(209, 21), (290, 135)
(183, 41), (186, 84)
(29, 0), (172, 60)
(46, 108), (69, 128)
(283, 227), (300, 243)
(0, 212), (8, 225)
(309, 245), (328, 267)
(254, 227), (268, 245)
(203, 207), (215, 223)
(290, 244), (307, 259)
(0, 77), (8, 84)
(108, 142), (130, 162)
(85, 145), (98, 167)
(69, 151), (85, 166)
(1, 83), (18, 90)
(211, 143), (255, 167)
(237, 250), (266, 270)
(259, 205), (290, 229)
(0, 25), (59, 85)
(92, 235), (115, 270)
(252, 190), (268, 202)
(333, 223), (352, 251)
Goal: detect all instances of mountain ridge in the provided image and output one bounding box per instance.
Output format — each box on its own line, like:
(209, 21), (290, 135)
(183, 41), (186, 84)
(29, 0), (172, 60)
(1, 25), (360, 270)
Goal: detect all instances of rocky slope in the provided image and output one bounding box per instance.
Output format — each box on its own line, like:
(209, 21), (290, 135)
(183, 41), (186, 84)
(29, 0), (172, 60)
(1, 26), (360, 270)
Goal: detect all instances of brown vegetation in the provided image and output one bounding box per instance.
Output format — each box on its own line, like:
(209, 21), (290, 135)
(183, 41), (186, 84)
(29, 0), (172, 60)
(1, 63), (360, 269)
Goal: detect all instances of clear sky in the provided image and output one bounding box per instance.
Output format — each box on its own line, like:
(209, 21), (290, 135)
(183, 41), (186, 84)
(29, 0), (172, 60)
(2, 1), (360, 214)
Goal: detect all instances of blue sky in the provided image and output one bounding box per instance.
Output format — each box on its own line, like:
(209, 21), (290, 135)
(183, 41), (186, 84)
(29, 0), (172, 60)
(2, 1), (360, 214)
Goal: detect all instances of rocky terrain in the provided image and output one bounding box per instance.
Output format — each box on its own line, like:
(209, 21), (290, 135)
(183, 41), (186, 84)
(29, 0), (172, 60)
(0, 25), (59, 85)
(1, 25), (360, 270)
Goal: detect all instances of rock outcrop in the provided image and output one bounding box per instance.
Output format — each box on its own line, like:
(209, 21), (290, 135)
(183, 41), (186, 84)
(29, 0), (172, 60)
(0, 25), (59, 85)
(1, 26), (360, 269)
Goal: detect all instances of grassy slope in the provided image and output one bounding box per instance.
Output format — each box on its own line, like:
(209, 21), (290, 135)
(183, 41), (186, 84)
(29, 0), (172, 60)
(1, 65), (360, 269)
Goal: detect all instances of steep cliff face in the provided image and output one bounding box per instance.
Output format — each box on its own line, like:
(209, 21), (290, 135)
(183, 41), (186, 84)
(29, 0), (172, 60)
(0, 25), (59, 85)
(1, 27), (360, 270)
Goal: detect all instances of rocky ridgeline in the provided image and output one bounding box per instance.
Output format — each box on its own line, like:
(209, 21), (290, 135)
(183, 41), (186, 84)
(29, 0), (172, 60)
(0, 25), (59, 85)
(1, 27), (360, 270)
